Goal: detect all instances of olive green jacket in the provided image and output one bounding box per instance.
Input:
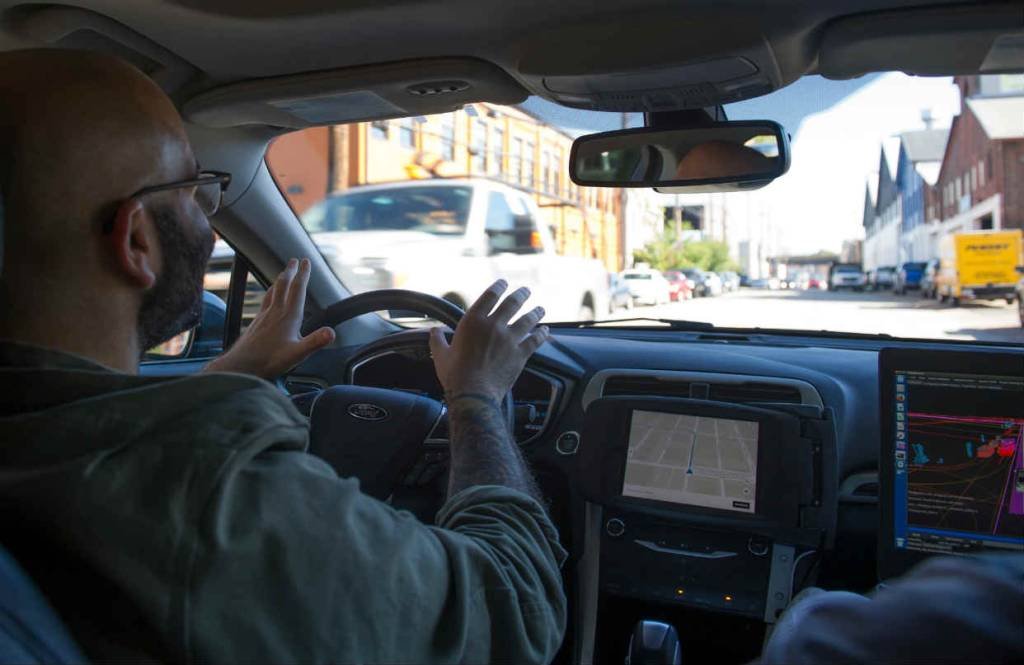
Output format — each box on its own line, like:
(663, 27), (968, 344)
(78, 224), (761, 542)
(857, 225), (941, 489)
(0, 342), (567, 664)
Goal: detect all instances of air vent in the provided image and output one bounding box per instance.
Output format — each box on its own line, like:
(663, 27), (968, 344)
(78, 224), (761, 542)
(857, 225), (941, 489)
(709, 382), (802, 404)
(602, 376), (802, 405)
(604, 376), (692, 398)
(853, 482), (878, 498)
(583, 370), (823, 410)
(407, 80), (471, 96)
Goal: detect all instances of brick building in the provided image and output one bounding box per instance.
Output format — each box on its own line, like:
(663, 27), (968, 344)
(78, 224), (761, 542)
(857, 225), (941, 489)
(265, 103), (626, 272)
(862, 74), (1023, 266)
(935, 75), (1024, 237)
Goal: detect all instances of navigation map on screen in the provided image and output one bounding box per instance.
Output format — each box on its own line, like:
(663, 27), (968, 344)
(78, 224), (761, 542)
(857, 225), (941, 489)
(622, 410), (758, 513)
(892, 371), (1024, 555)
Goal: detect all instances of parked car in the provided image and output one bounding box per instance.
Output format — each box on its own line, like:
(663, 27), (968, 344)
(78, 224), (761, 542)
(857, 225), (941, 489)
(919, 259), (941, 299)
(662, 271), (694, 301)
(719, 271), (741, 292)
(703, 271), (724, 296)
(680, 268), (709, 297)
(829, 263), (866, 291)
(1016, 266), (1024, 326)
(305, 179), (609, 321)
(868, 266), (897, 291)
(738, 273), (751, 287)
(748, 278), (770, 289)
(608, 273), (634, 313)
(934, 229), (1023, 306)
(894, 262), (928, 295)
(621, 268), (671, 306)
(807, 275), (826, 290)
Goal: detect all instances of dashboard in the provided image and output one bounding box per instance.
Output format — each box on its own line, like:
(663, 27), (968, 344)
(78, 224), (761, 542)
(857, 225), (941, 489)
(289, 326), (1023, 665)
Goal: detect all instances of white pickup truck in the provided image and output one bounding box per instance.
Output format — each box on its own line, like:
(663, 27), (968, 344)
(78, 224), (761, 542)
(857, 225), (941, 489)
(302, 179), (610, 321)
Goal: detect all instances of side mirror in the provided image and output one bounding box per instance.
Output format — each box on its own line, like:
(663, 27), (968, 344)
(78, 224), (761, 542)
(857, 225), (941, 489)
(144, 291), (227, 361)
(569, 120), (790, 193)
(190, 291), (228, 358)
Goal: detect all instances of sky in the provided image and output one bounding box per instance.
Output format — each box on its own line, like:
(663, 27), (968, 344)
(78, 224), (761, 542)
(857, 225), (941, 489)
(743, 73), (960, 254)
(522, 74), (883, 136)
(521, 73), (962, 255)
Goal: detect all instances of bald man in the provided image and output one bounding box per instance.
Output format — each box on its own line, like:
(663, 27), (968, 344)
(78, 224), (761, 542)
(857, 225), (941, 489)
(0, 50), (565, 663)
(674, 140), (775, 180)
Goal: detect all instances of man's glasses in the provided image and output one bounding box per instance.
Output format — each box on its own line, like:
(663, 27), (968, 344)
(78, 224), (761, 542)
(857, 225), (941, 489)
(131, 170), (232, 216)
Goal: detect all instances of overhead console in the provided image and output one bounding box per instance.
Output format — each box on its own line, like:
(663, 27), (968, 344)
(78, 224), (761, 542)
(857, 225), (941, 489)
(577, 375), (837, 626)
(183, 57), (527, 128)
(514, 13), (784, 112)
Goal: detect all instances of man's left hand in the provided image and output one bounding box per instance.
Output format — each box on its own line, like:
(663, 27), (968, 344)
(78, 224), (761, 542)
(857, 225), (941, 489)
(204, 258), (335, 379)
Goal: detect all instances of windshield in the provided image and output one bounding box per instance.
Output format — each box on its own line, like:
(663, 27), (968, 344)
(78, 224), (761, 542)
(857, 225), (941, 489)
(267, 73), (1024, 343)
(302, 186), (472, 236)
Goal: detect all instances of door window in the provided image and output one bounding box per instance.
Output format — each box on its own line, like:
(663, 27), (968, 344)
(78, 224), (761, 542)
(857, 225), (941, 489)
(143, 243), (266, 361)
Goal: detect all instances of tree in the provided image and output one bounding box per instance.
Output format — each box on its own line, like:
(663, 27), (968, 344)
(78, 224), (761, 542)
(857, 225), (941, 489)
(633, 227), (738, 272)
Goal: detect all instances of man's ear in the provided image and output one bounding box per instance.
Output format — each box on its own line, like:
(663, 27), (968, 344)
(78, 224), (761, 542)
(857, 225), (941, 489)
(106, 198), (159, 290)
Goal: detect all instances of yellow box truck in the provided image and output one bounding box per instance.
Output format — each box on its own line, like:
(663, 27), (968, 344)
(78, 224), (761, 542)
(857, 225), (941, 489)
(935, 229), (1023, 305)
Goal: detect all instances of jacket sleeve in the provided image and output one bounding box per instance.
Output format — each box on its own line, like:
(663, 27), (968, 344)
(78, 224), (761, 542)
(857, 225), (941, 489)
(183, 448), (567, 665)
(759, 554), (1024, 665)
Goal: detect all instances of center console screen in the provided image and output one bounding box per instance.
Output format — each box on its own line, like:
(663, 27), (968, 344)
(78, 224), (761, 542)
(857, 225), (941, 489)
(888, 369), (1024, 556)
(622, 410), (759, 514)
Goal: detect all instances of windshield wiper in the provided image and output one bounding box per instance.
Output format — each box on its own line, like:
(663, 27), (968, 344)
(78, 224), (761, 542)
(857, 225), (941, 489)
(549, 317), (715, 331)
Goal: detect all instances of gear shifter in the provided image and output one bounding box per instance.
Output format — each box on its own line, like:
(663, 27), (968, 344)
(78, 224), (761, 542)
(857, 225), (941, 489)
(626, 620), (681, 665)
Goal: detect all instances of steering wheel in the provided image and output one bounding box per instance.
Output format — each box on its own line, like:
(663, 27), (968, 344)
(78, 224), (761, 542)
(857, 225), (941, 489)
(299, 289), (515, 500)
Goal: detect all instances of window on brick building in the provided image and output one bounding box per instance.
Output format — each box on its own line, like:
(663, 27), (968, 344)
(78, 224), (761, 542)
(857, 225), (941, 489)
(541, 149), (553, 194)
(399, 118), (417, 149)
(471, 119), (487, 173)
(491, 126), (504, 177)
(440, 114), (455, 161)
(510, 137), (523, 184)
(978, 159), (985, 187)
(524, 140), (535, 188)
(370, 120), (389, 141)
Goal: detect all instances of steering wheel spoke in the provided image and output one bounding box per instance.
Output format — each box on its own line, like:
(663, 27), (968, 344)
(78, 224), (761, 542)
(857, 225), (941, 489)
(302, 289), (515, 501)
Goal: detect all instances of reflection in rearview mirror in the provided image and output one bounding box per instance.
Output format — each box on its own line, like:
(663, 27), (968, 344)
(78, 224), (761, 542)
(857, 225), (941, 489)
(570, 121), (789, 192)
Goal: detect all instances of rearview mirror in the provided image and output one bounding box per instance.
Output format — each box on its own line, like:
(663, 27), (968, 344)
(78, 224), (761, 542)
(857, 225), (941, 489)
(569, 121), (789, 192)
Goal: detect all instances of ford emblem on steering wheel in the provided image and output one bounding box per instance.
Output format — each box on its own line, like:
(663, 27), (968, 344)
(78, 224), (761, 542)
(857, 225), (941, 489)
(347, 403), (390, 421)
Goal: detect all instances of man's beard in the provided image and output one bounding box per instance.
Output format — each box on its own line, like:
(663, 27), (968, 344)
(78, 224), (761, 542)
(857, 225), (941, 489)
(137, 205), (215, 353)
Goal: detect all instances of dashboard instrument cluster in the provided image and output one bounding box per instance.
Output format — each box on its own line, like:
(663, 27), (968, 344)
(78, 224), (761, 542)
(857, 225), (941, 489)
(348, 344), (562, 445)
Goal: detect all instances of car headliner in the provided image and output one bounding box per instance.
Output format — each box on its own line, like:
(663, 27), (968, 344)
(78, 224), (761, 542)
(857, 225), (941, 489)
(0, 0), (1015, 117)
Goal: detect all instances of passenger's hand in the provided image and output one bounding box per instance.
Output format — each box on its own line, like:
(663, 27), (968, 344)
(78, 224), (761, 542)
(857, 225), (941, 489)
(204, 258), (335, 379)
(429, 280), (550, 403)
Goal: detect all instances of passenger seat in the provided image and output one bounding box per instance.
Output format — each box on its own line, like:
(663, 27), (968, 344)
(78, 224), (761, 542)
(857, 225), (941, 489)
(0, 543), (85, 664)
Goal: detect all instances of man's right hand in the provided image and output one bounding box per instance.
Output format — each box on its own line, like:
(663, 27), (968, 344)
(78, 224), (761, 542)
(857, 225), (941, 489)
(429, 280), (550, 404)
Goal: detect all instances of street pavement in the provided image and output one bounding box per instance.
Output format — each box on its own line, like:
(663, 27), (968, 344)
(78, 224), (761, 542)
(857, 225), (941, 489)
(620, 288), (1024, 344)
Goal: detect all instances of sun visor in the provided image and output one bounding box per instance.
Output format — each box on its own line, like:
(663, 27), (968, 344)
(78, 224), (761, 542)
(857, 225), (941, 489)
(818, 3), (1024, 79)
(183, 58), (527, 128)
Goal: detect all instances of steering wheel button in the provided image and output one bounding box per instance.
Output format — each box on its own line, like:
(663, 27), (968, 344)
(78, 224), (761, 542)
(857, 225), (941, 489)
(606, 518), (625, 537)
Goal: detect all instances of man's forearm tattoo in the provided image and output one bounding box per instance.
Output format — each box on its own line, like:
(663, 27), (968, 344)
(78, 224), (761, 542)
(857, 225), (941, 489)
(445, 393), (542, 502)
